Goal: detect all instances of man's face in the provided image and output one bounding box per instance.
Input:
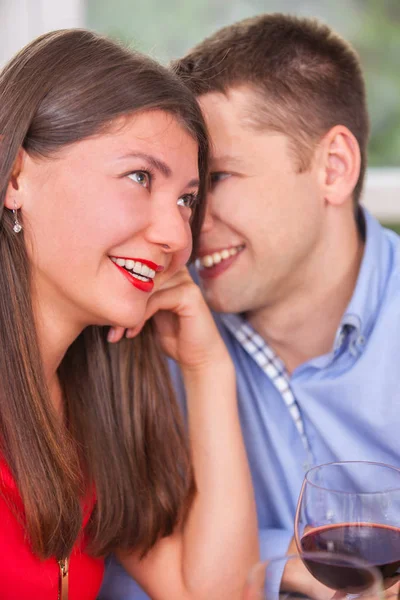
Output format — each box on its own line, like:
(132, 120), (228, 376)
(195, 87), (327, 317)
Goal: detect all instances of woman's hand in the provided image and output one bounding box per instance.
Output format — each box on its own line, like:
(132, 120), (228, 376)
(107, 267), (229, 372)
(112, 266), (259, 599)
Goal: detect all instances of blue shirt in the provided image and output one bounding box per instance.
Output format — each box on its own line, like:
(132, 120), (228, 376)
(99, 210), (400, 599)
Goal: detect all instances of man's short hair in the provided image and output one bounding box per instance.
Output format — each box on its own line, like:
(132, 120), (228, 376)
(173, 13), (370, 204)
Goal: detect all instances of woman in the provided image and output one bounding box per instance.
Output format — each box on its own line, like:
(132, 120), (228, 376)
(0, 29), (258, 600)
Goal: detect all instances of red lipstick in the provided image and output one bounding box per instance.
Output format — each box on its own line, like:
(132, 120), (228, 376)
(110, 256), (164, 293)
(114, 264), (154, 292)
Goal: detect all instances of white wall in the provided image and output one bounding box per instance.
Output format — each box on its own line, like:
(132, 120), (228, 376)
(0, 0), (85, 67)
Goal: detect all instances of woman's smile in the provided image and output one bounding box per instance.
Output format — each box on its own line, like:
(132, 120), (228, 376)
(110, 256), (164, 293)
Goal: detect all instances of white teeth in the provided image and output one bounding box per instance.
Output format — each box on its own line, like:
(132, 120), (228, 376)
(133, 274), (148, 281)
(212, 252), (222, 264)
(110, 257), (157, 280)
(196, 245), (244, 269)
(202, 255), (214, 267)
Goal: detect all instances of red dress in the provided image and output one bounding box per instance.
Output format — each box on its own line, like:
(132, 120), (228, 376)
(0, 457), (104, 599)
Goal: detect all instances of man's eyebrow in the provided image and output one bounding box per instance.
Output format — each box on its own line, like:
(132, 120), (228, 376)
(210, 155), (244, 169)
(117, 152), (172, 177)
(187, 178), (200, 189)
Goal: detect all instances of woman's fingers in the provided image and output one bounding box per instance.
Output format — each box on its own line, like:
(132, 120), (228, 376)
(144, 280), (202, 322)
(106, 267), (227, 369)
(107, 268), (198, 344)
(107, 326), (126, 343)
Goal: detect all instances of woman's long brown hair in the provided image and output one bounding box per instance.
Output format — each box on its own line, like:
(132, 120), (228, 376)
(0, 29), (209, 560)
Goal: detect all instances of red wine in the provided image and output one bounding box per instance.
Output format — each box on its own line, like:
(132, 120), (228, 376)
(301, 523), (400, 591)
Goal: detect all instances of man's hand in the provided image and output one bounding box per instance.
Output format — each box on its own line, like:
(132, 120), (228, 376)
(385, 581), (400, 600)
(281, 537), (336, 600)
(283, 536), (399, 600)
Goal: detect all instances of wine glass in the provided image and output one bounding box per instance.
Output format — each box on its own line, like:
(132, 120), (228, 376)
(295, 461), (400, 591)
(244, 552), (383, 600)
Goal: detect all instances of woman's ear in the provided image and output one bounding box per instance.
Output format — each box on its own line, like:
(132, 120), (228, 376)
(4, 148), (26, 210)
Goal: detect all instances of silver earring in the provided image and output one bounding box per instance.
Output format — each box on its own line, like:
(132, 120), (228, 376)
(12, 201), (22, 233)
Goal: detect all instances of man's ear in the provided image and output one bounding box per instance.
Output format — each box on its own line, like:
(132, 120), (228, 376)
(4, 148), (26, 210)
(317, 125), (361, 207)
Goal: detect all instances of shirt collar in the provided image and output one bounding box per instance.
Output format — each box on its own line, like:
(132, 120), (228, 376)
(339, 208), (393, 342)
(220, 312), (246, 335)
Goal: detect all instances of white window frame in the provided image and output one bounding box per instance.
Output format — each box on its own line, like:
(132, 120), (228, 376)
(362, 168), (400, 224)
(0, 0), (85, 68)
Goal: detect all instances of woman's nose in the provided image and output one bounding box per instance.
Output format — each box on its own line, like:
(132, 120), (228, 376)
(146, 203), (191, 253)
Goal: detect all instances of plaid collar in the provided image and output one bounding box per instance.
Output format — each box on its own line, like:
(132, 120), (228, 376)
(220, 313), (313, 469)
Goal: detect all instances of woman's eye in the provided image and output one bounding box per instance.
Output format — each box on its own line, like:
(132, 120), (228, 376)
(177, 193), (197, 209)
(128, 171), (150, 188)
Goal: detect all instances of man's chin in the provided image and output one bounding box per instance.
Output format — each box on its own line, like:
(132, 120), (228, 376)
(201, 286), (244, 314)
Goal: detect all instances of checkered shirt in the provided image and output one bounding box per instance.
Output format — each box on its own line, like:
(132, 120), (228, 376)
(221, 313), (313, 468)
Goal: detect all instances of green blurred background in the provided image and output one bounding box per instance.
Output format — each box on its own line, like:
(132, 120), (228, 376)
(87, 0), (400, 229)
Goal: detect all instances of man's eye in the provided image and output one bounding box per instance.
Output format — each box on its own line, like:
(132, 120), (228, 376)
(210, 172), (230, 187)
(128, 171), (150, 187)
(177, 193), (198, 209)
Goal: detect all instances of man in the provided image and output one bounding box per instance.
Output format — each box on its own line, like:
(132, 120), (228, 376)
(100, 14), (400, 599)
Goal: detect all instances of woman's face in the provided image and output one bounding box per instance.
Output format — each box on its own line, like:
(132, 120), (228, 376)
(18, 110), (200, 332)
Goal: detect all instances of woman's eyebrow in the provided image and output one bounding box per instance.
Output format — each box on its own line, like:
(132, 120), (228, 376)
(118, 152), (200, 189)
(117, 152), (172, 177)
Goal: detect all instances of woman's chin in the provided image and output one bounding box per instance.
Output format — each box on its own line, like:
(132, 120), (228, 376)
(80, 301), (146, 333)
